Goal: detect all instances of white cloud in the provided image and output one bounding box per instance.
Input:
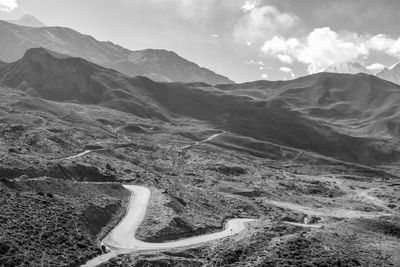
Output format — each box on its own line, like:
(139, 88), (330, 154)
(261, 36), (300, 54)
(0, 0), (18, 12)
(261, 73), (269, 79)
(298, 28), (369, 73)
(366, 63), (386, 72)
(366, 34), (400, 58)
(261, 27), (370, 73)
(241, 0), (260, 12)
(245, 60), (264, 67)
(261, 36), (300, 64)
(234, 5), (300, 44)
(367, 34), (395, 51)
(276, 54), (294, 64)
(245, 60), (256, 65)
(279, 67), (295, 78)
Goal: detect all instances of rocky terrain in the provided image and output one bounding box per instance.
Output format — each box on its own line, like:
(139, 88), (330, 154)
(0, 47), (399, 267)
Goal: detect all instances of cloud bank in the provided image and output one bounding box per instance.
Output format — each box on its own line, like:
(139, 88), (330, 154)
(0, 0), (18, 12)
(261, 27), (400, 74)
(234, 3), (299, 44)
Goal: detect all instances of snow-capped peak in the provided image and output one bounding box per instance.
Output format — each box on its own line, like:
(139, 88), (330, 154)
(324, 61), (371, 75)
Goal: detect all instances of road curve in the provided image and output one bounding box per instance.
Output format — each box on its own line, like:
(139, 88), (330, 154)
(182, 132), (225, 150)
(82, 185), (255, 267)
(59, 150), (92, 160)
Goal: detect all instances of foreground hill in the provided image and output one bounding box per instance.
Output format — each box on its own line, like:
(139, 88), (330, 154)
(0, 20), (232, 84)
(1, 48), (399, 165)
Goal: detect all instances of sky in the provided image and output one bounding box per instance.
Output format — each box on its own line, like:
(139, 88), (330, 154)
(1, 0), (400, 82)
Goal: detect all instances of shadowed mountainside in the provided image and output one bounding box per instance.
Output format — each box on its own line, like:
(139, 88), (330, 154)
(0, 20), (232, 84)
(1, 48), (399, 165)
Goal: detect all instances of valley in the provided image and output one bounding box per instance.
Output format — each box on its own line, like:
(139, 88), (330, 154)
(0, 58), (399, 265)
(0, 17), (399, 266)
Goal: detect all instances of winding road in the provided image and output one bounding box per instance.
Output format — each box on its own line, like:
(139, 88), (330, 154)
(82, 185), (255, 267)
(182, 131), (225, 150)
(52, 138), (255, 267)
(59, 150), (92, 160)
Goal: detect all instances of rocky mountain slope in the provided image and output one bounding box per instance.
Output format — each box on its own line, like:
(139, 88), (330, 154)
(377, 62), (400, 85)
(1, 48), (400, 165)
(0, 20), (232, 84)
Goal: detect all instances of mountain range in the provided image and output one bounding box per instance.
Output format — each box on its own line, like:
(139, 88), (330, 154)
(1, 14), (400, 267)
(325, 61), (371, 75)
(325, 61), (400, 85)
(0, 20), (232, 85)
(1, 47), (400, 165)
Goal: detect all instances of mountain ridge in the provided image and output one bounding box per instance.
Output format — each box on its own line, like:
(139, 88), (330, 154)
(1, 48), (399, 165)
(7, 14), (46, 28)
(0, 20), (233, 84)
(324, 61), (371, 74)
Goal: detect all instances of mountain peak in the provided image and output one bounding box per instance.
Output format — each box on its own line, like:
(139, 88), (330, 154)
(389, 62), (400, 70)
(7, 14), (46, 28)
(0, 21), (232, 84)
(377, 62), (400, 85)
(324, 61), (371, 74)
(22, 47), (70, 60)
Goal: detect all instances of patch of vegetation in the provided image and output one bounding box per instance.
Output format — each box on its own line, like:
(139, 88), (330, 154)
(0, 187), (100, 266)
(0, 179), (129, 266)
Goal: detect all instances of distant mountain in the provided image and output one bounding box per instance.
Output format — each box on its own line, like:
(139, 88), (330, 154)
(7, 14), (46, 28)
(120, 49), (232, 84)
(0, 20), (233, 84)
(218, 73), (400, 139)
(324, 61), (371, 74)
(1, 48), (399, 165)
(377, 62), (400, 85)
